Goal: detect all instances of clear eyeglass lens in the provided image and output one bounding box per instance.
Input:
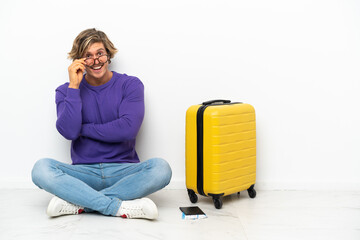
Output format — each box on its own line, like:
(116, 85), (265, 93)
(98, 55), (108, 63)
(85, 58), (94, 66)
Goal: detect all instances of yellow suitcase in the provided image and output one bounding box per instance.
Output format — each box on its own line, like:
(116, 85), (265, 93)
(186, 100), (256, 209)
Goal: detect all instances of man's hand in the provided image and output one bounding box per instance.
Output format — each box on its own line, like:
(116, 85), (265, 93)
(68, 58), (86, 89)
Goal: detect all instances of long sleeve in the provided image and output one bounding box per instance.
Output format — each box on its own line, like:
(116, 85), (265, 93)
(55, 87), (83, 140)
(80, 79), (144, 143)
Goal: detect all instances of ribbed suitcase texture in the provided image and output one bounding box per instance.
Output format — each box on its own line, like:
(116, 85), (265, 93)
(185, 100), (257, 209)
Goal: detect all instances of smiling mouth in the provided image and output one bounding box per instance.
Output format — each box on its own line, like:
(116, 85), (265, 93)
(90, 64), (104, 70)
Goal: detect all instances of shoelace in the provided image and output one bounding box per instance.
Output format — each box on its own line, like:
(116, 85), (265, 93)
(59, 202), (82, 214)
(121, 205), (145, 218)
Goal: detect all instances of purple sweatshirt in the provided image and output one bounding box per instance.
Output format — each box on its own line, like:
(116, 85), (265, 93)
(55, 72), (144, 164)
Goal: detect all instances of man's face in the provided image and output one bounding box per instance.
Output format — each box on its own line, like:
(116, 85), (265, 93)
(83, 42), (110, 79)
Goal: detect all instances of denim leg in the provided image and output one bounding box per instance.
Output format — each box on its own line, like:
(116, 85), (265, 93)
(100, 158), (172, 200)
(31, 158), (121, 216)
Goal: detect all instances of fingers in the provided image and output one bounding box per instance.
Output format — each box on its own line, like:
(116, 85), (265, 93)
(72, 58), (86, 66)
(71, 58), (86, 66)
(68, 60), (86, 73)
(75, 58), (87, 65)
(68, 58), (86, 87)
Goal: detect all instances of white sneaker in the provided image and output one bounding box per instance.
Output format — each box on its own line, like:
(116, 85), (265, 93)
(47, 196), (84, 217)
(116, 198), (158, 220)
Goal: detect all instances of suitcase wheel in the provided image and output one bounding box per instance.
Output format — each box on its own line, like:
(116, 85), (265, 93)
(247, 185), (257, 198)
(213, 197), (223, 209)
(187, 189), (198, 203)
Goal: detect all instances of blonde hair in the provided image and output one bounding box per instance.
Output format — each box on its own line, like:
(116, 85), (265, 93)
(68, 28), (118, 60)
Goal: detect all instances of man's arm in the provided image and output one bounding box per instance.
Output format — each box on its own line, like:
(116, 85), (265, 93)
(80, 79), (145, 143)
(55, 58), (86, 140)
(55, 87), (83, 140)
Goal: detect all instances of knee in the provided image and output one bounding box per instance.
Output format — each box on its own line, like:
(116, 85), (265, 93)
(147, 158), (172, 186)
(31, 158), (56, 188)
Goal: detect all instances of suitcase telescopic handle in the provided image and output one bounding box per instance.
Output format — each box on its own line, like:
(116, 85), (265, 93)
(202, 99), (231, 105)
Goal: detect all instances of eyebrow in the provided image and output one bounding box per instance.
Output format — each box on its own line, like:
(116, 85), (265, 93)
(85, 48), (106, 54)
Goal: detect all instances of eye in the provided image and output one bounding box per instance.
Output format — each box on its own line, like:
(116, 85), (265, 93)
(98, 52), (104, 56)
(86, 54), (92, 59)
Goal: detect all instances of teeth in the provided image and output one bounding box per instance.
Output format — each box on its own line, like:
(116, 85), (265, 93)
(93, 66), (102, 70)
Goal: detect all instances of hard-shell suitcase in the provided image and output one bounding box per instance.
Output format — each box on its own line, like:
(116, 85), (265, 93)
(185, 100), (257, 209)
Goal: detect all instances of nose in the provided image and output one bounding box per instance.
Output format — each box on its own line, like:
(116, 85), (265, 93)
(94, 57), (100, 65)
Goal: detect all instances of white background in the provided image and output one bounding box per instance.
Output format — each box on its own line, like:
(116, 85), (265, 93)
(0, 0), (359, 190)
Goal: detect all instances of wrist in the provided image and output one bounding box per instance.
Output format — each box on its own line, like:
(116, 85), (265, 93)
(68, 83), (79, 89)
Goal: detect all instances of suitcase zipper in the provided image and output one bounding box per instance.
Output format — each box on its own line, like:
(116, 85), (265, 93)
(196, 105), (208, 196)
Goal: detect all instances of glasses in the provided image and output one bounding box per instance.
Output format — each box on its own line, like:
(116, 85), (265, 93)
(84, 54), (110, 66)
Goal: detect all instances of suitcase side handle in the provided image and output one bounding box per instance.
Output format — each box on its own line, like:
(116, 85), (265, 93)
(202, 99), (231, 105)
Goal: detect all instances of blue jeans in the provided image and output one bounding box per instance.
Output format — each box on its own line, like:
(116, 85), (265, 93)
(31, 158), (172, 216)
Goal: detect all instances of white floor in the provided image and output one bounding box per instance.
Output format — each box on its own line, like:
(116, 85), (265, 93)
(0, 189), (359, 240)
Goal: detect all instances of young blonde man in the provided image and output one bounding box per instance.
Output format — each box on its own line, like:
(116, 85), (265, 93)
(32, 28), (172, 219)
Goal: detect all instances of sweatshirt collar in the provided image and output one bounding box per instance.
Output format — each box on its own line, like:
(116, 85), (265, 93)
(82, 71), (116, 91)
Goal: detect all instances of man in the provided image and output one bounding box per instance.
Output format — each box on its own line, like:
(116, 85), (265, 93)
(32, 28), (172, 220)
